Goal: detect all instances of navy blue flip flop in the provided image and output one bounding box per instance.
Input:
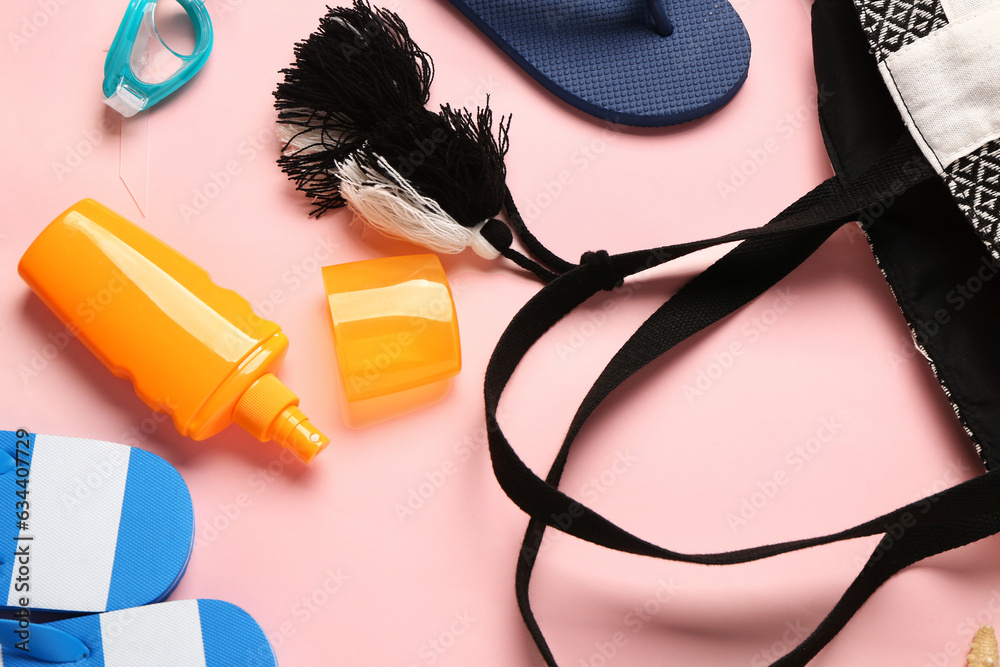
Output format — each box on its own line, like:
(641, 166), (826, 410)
(443, 0), (751, 126)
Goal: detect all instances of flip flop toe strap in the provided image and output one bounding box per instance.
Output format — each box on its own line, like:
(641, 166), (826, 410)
(646, 0), (674, 36)
(0, 619), (90, 663)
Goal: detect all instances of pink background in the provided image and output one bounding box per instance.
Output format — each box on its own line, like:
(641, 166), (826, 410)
(2, 1), (999, 665)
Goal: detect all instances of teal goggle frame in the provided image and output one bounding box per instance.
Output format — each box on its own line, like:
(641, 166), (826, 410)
(103, 0), (213, 116)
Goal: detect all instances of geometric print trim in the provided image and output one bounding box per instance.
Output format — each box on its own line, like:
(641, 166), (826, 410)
(855, 0), (949, 60)
(946, 139), (1000, 250)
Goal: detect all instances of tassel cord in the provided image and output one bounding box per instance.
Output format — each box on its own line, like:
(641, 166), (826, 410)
(503, 188), (576, 275)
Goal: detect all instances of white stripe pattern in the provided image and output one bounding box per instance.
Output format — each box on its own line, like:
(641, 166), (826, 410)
(941, 0), (994, 18)
(880, 1), (1000, 170)
(100, 600), (207, 667)
(6, 435), (130, 612)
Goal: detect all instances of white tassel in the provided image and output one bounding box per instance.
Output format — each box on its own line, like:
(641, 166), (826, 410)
(337, 155), (500, 259)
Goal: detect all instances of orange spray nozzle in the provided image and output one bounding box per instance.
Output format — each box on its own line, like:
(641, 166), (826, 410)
(233, 373), (329, 463)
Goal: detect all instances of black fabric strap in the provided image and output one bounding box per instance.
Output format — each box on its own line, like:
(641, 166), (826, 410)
(486, 135), (1000, 666)
(503, 187), (576, 275)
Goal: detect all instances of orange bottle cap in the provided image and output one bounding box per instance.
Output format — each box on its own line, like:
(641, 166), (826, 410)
(321, 254), (461, 403)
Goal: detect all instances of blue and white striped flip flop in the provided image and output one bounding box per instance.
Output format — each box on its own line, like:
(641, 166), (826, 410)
(0, 599), (277, 666)
(0, 430), (194, 613)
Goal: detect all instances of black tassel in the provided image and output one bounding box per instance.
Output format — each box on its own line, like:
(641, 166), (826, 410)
(274, 0), (511, 246)
(349, 103), (511, 228)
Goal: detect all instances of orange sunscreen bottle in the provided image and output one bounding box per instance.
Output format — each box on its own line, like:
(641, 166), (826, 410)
(18, 199), (328, 462)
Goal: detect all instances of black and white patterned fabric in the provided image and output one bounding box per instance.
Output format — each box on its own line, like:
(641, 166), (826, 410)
(857, 0), (948, 59)
(853, 0), (1000, 255)
(946, 139), (1000, 242)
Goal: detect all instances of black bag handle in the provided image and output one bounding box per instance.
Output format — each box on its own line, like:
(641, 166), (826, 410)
(486, 135), (1000, 666)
